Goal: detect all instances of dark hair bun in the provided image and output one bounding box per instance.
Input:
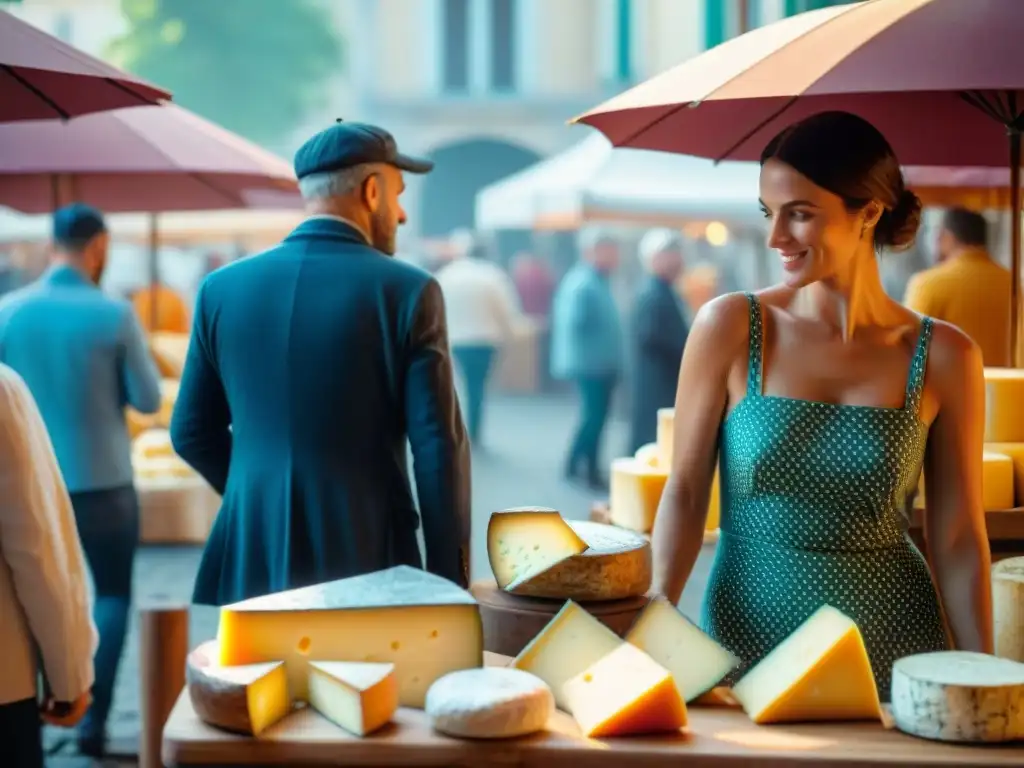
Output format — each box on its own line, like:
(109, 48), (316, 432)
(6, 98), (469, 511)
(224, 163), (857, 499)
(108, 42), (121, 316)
(876, 189), (922, 252)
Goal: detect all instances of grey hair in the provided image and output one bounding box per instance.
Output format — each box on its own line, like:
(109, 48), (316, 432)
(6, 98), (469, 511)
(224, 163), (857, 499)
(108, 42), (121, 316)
(638, 228), (684, 269)
(298, 162), (386, 201)
(577, 227), (618, 252)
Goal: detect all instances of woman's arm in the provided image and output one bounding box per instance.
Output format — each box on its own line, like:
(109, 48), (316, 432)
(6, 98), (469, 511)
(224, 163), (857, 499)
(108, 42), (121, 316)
(921, 322), (993, 653)
(651, 293), (749, 604)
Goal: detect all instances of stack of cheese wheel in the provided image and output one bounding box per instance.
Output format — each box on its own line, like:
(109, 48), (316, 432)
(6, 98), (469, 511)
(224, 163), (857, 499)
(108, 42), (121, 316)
(126, 378), (180, 439)
(980, 367), (1024, 509)
(608, 407), (720, 539)
(131, 428), (220, 544)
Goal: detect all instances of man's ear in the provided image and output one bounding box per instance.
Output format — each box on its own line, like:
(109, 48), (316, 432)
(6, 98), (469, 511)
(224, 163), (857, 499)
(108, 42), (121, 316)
(363, 173), (381, 213)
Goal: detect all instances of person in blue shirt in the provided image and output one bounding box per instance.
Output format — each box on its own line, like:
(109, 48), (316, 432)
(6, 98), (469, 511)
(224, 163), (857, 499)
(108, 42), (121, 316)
(0, 203), (161, 759)
(170, 121), (471, 606)
(550, 229), (624, 489)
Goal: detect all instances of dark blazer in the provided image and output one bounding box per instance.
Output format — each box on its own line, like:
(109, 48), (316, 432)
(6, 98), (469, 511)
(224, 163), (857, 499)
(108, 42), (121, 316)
(170, 217), (471, 606)
(628, 276), (689, 454)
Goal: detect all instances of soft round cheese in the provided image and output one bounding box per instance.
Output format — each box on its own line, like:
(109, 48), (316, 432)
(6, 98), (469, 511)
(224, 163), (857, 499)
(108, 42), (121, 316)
(993, 557), (1024, 663)
(633, 442), (660, 468)
(425, 667), (553, 739)
(890, 651), (1024, 743)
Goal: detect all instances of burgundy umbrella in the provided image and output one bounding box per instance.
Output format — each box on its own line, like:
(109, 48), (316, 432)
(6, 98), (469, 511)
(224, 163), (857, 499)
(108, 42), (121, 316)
(574, 0), (1024, 362)
(0, 102), (298, 213)
(1, 8), (170, 122)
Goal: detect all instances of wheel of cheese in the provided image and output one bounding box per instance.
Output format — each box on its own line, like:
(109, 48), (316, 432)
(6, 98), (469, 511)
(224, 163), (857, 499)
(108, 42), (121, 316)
(425, 667), (553, 739)
(984, 368), (1024, 444)
(993, 557), (1024, 663)
(890, 651), (1024, 743)
(507, 520), (651, 601)
(470, 580), (649, 657)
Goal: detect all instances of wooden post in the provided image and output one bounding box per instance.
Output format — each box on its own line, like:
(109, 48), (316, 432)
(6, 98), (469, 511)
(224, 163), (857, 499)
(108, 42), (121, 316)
(139, 602), (189, 768)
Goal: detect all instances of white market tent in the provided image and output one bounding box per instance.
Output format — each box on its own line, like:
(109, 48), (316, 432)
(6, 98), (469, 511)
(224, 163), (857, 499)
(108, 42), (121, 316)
(474, 130), (765, 231)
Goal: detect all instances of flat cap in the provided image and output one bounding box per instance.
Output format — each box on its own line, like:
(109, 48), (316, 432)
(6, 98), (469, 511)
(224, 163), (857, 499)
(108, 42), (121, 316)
(294, 120), (434, 180)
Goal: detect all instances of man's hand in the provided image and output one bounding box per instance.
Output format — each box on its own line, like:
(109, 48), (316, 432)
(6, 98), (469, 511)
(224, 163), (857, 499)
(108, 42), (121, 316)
(41, 691), (92, 727)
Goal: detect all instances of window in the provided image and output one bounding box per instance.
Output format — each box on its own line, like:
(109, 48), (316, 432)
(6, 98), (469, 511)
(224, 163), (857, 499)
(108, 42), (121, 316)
(442, 0), (470, 92)
(490, 0), (516, 91)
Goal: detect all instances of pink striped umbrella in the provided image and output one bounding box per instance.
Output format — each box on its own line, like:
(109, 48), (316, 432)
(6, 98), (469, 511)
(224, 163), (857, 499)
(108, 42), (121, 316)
(574, 0), (1024, 362)
(1, 8), (169, 122)
(0, 102), (298, 213)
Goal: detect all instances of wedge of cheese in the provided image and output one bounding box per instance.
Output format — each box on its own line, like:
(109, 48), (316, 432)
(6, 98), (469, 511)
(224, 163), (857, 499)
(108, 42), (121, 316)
(186, 640), (291, 736)
(993, 557), (1024, 663)
(307, 661), (397, 736)
(487, 510), (651, 601)
(891, 651), (1024, 742)
(513, 600), (623, 711)
(216, 565), (483, 707)
(563, 642), (687, 737)
(732, 605), (882, 724)
(625, 596), (738, 702)
(487, 507), (588, 590)
(984, 368), (1024, 444)
(914, 451), (1014, 511)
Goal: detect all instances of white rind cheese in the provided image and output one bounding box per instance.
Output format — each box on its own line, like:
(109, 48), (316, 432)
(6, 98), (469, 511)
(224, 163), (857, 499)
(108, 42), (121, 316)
(425, 667), (553, 739)
(993, 557), (1024, 663)
(890, 651), (1024, 743)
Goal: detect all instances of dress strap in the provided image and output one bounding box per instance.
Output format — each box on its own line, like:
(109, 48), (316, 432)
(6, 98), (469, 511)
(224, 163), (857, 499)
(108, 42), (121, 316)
(904, 317), (934, 414)
(745, 292), (764, 397)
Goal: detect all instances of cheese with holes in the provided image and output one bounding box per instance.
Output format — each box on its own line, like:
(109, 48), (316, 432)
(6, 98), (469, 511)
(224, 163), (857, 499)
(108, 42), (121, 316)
(650, 408), (722, 530)
(216, 565), (483, 707)
(915, 451), (1015, 511)
(488, 511), (650, 600)
(307, 661), (397, 736)
(563, 642), (687, 737)
(984, 368), (1024, 444)
(513, 600), (623, 710)
(625, 596), (738, 702)
(610, 458), (669, 533)
(983, 442), (1024, 505)
(186, 641), (291, 736)
(634, 442), (660, 468)
(732, 605), (882, 724)
(487, 507), (588, 590)
(993, 557), (1024, 663)
(425, 667), (553, 738)
(890, 651), (1024, 743)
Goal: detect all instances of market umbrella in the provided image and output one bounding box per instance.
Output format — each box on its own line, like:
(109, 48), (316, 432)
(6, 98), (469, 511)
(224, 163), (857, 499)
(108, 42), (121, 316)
(903, 166), (1018, 210)
(573, 0), (1024, 363)
(0, 8), (169, 121)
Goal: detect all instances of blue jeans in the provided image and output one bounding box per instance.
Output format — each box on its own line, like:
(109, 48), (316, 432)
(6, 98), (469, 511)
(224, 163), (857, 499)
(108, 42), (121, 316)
(69, 485), (139, 746)
(567, 375), (617, 479)
(453, 345), (496, 443)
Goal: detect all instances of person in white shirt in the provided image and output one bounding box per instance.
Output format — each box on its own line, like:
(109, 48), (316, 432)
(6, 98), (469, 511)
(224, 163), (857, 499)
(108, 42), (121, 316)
(435, 230), (522, 446)
(0, 363), (96, 768)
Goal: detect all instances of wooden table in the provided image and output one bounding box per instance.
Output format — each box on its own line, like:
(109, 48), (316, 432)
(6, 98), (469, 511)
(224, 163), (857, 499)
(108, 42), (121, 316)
(162, 654), (1024, 767)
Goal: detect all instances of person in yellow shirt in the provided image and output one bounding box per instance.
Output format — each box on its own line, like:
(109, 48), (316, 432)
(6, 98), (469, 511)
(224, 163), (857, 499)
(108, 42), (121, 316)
(132, 282), (191, 334)
(903, 207), (1011, 367)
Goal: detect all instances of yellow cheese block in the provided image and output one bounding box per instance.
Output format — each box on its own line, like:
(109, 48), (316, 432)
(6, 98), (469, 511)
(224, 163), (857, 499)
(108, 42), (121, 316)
(307, 661), (398, 736)
(185, 641), (292, 737)
(610, 458), (669, 533)
(984, 368), (1024, 444)
(915, 451), (1015, 511)
(486, 507), (588, 591)
(656, 407), (675, 468)
(216, 566), (484, 708)
(513, 600), (622, 711)
(732, 604), (882, 725)
(563, 642), (688, 737)
(625, 596), (738, 703)
(984, 443), (1024, 507)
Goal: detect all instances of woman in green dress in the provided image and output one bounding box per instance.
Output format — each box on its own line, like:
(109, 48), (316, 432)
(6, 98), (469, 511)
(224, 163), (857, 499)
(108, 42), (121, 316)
(651, 111), (993, 700)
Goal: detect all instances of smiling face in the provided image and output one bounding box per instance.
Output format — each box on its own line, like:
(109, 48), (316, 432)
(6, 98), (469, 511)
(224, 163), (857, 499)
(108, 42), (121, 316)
(759, 158), (881, 288)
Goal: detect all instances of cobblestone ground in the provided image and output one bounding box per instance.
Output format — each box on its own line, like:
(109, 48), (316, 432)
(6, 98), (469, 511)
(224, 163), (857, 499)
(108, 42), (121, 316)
(45, 392), (714, 766)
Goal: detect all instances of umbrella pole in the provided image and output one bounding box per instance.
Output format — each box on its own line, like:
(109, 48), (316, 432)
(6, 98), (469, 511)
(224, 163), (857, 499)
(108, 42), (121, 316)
(148, 213), (159, 332)
(1010, 131), (1022, 367)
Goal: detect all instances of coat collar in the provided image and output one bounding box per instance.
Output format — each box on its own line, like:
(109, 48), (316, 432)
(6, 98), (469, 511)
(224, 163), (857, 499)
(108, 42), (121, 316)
(285, 215), (372, 248)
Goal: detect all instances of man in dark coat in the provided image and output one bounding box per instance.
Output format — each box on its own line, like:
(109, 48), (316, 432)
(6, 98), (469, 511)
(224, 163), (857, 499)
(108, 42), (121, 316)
(170, 121), (471, 605)
(628, 229), (689, 454)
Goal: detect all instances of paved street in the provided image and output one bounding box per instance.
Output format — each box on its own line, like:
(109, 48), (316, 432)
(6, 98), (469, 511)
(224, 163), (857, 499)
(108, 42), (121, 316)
(46, 392), (714, 766)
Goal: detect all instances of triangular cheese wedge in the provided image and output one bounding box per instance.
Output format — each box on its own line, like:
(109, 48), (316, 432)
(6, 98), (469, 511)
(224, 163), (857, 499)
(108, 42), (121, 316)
(625, 596), (738, 702)
(308, 661), (398, 736)
(487, 507), (588, 591)
(732, 605), (882, 724)
(216, 566), (482, 707)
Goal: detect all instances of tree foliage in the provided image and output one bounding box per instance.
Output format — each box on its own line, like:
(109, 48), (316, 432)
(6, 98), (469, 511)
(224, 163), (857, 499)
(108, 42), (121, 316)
(106, 0), (342, 146)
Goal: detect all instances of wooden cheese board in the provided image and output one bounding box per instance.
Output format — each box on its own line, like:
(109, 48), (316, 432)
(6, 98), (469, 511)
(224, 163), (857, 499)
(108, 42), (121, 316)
(163, 653), (1024, 767)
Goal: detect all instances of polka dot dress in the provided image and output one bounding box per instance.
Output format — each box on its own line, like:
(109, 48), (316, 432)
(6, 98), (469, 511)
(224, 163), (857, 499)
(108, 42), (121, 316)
(701, 293), (949, 702)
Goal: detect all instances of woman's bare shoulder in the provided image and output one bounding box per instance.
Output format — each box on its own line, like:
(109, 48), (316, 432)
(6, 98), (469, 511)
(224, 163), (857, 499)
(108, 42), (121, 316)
(925, 318), (983, 383)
